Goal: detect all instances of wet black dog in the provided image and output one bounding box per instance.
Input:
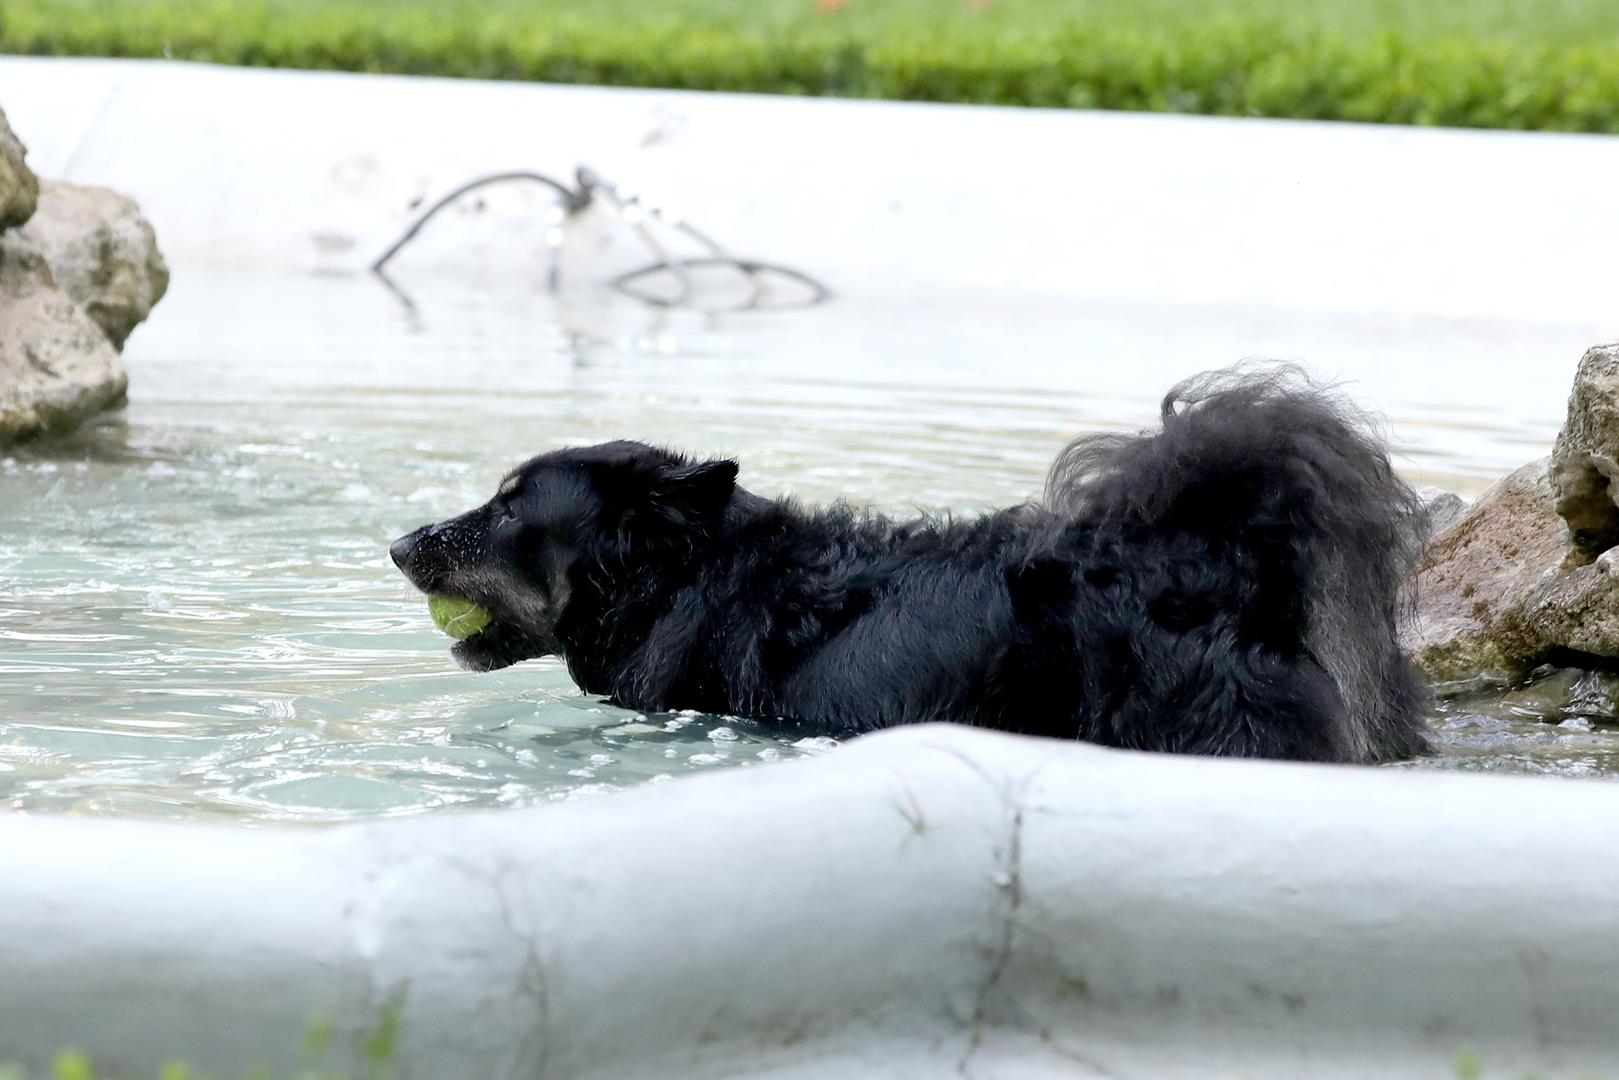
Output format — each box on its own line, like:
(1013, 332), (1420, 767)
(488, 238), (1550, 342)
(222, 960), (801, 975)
(392, 367), (1430, 762)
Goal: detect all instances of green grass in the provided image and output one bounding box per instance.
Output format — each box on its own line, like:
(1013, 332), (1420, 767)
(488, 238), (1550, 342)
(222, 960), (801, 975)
(0, 991), (404, 1080)
(0, 1054), (348, 1080)
(4, 0), (1619, 131)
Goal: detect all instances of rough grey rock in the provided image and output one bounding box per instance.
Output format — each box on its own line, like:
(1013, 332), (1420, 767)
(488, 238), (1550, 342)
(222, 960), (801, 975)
(1522, 543), (1619, 662)
(1550, 343), (1619, 556)
(1415, 486), (1467, 539)
(1403, 460), (1571, 680)
(0, 104), (39, 231)
(16, 179), (170, 348)
(1406, 343), (1619, 680)
(0, 235), (127, 444)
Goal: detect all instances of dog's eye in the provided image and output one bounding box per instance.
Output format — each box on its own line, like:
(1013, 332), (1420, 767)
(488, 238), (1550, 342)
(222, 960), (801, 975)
(493, 500), (519, 525)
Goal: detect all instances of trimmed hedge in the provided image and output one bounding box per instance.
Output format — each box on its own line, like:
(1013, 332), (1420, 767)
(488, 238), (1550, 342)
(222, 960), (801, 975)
(4, 0), (1619, 132)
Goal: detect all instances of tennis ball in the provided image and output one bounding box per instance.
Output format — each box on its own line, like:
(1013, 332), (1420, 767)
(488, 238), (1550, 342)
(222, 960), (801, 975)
(428, 596), (492, 640)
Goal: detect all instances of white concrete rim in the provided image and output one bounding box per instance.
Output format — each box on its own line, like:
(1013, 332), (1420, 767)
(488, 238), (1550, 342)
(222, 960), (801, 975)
(4, 724), (1619, 1079)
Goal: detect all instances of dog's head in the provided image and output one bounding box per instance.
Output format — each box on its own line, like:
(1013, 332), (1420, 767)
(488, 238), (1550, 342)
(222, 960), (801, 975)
(391, 440), (739, 672)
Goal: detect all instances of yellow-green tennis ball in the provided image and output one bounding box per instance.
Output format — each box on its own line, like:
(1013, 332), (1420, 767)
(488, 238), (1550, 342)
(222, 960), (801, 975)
(428, 596), (492, 640)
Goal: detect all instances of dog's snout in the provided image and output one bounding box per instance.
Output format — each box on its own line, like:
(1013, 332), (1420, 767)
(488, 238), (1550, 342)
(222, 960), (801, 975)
(389, 531), (419, 570)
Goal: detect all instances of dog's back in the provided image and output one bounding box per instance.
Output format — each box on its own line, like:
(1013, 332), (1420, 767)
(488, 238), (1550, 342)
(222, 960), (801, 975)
(1040, 365), (1430, 761)
(731, 366), (1429, 761)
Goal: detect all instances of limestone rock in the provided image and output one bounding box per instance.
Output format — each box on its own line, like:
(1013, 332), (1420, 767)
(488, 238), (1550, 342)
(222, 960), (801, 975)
(1407, 344), (1619, 680)
(1523, 545), (1619, 660)
(0, 235), (127, 444)
(0, 104), (39, 231)
(1416, 486), (1467, 539)
(1403, 461), (1571, 681)
(1550, 343), (1619, 556)
(17, 179), (170, 348)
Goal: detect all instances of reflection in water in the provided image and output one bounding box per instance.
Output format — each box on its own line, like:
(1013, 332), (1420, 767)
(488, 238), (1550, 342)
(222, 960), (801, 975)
(1, 272), (1614, 822)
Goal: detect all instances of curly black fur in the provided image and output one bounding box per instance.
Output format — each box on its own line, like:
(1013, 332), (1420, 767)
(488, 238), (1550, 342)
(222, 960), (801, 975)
(391, 365), (1430, 762)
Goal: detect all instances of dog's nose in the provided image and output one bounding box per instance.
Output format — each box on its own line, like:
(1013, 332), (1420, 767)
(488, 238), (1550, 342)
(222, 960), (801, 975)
(389, 532), (418, 570)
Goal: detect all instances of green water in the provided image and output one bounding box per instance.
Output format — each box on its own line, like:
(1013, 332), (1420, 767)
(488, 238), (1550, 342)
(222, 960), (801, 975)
(1, 272), (1613, 821)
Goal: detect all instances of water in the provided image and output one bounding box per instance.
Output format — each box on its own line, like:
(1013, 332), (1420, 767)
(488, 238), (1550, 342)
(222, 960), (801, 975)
(2, 270), (1615, 822)
(1418, 668), (1619, 780)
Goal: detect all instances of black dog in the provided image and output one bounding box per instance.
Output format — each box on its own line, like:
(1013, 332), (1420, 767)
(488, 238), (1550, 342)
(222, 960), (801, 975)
(391, 367), (1430, 763)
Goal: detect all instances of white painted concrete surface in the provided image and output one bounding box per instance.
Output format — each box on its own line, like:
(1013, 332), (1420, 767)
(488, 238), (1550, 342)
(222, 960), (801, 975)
(3, 57), (1618, 323)
(4, 723), (1619, 1079)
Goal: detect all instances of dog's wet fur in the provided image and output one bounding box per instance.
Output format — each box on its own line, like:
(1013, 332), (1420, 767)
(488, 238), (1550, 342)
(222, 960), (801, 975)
(392, 366), (1431, 762)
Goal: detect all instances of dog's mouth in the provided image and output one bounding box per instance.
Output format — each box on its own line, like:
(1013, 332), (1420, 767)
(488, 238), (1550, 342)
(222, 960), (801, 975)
(427, 595), (558, 673)
(449, 619), (512, 671)
(437, 601), (522, 672)
(393, 538), (559, 672)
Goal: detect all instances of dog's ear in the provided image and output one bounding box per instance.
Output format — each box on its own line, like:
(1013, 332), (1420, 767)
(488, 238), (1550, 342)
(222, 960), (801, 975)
(646, 459), (739, 532)
(585, 456), (739, 537)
